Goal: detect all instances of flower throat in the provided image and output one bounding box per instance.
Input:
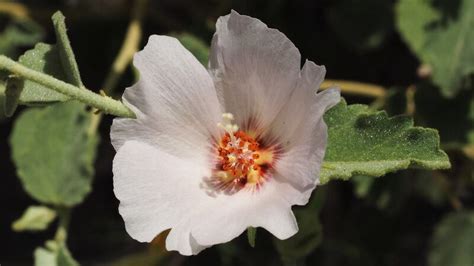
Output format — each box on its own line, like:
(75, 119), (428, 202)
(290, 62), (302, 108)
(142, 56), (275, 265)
(213, 113), (273, 192)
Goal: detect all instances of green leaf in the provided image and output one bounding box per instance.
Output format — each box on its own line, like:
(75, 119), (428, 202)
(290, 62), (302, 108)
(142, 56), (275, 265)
(12, 205), (57, 232)
(10, 101), (98, 206)
(4, 75), (24, 116)
(246, 227), (256, 248)
(351, 175), (376, 198)
(17, 43), (70, 104)
(0, 17), (44, 115)
(51, 11), (84, 87)
(175, 33), (209, 65)
(56, 245), (79, 266)
(0, 18), (44, 59)
(274, 189), (325, 265)
(429, 211), (474, 266)
(320, 99), (450, 184)
(396, 0), (474, 97)
(35, 247), (57, 266)
(5, 12), (83, 112)
(413, 171), (448, 206)
(34, 241), (79, 266)
(469, 97), (474, 145)
(396, 0), (438, 55)
(0, 81), (6, 121)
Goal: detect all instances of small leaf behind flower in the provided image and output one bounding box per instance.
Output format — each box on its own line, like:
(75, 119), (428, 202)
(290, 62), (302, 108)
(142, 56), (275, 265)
(5, 11), (83, 112)
(35, 247), (56, 266)
(51, 11), (84, 88)
(274, 189), (325, 265)
(17, 43), (70, 104)
(321, 99), (450, 184)
(0, 81), (6, 121)
(34, 241), (79, 266)
(4, 42), (70, 114)
(396, 0), (474, 97)
(175, 33), (209, 65)
(12, 205), (57, 232)
(4, 76), (23, 116)
(10, 101), (98, 206)
(0, 18), (44, 59)
(428, 211), (474, 266)
(247, 227), (257, 248)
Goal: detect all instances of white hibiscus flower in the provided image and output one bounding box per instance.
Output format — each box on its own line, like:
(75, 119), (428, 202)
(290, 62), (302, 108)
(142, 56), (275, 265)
(111, 10), (340, 255)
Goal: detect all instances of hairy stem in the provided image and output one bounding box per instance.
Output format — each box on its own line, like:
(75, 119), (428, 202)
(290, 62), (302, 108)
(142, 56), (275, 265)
(52, 11), (85, 88)
(321, 79), (386, 98)
(54, 207), (71, 243)
(0, 55), (135, 118)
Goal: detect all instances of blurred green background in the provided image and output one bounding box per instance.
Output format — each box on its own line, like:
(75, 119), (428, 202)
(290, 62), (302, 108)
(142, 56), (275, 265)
(0, 0), (473, 265)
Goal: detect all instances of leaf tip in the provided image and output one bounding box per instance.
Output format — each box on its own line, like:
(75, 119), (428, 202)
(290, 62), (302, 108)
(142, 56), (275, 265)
(247, 227), (257, 248)
(51, 11), (66, 23)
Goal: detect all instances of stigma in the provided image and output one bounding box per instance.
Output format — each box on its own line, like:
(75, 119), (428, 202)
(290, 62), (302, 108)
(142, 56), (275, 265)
(213, 113), (273, 192)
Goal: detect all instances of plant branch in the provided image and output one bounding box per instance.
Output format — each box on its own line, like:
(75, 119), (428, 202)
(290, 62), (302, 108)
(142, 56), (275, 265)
(0, 2), (29, 20)
(88, 0), (147, 134)
(102, 0), (146, 93)
(462, 145), (474, 160)
(321, 79), (386, 98)
(0, 55), (136, 118)
(54, 207), (71, 243)
(405, 84), (416, 115)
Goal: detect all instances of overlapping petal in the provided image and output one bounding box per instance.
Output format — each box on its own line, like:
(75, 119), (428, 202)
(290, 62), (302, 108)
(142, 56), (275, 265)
(274, 86), (340, 188)
(209, 10), (301, 133)
(111, 35), (222, 161)
(114, 141), (303, 255)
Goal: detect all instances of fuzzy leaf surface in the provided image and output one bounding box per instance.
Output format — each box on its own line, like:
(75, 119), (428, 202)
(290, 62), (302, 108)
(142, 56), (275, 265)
(10, 102), (98, 206)
(397, 0), (474, 97)
(51, 11), (83, 87)
(17, 43), (70, 104)
(321, 99), (450, 184)
(12, 205), (57, 232)
(34, 241), (79, 266)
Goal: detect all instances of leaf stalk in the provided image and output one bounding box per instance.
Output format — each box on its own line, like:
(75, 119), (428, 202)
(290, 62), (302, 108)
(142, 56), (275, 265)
(0, 55), (136, 118)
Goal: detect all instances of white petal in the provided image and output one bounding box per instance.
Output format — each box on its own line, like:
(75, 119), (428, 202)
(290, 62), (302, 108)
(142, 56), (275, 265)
(209, 10), (301, 133)
(113, 140), (213, 255)
(114, 141), (305, 255)
(166, 222), (209, 256)
(190, 177), (300, 246)
(275, 125), (326, 188)
(166, 179), (302, 252)
(273, 173), (316, 206)
(262, 60), (327, 146)
(111, 35), (222, 161)
(271, 60), (340, 187)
